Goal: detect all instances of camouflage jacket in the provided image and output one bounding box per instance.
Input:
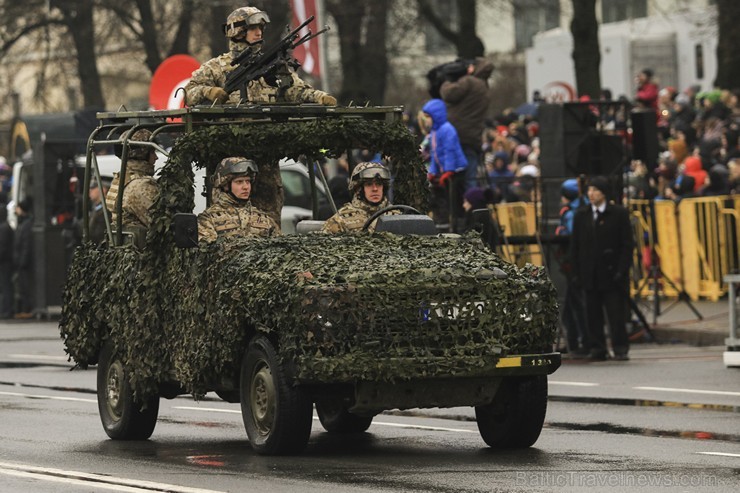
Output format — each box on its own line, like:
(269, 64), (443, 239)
(321, 196), (398, 233)
(197, 191), (280, 243)
(185, 48), (329, 106)
(105, 160), (158, 229)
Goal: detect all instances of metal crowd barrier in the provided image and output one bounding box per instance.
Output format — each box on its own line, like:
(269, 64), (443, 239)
(629, 196), (739, 301)
(493, 202), (543, 267)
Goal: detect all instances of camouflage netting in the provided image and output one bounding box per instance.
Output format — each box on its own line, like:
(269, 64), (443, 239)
(60, 117), (558, 402)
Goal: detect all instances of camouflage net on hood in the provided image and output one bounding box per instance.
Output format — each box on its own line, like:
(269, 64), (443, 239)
(60, 118), (558, 401)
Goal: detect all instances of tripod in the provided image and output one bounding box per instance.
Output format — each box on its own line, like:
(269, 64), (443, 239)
(633, 199), (703, 331)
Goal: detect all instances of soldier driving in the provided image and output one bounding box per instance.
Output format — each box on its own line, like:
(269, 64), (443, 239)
(198, 157), (279, 242)
(185, 6), (336, 106)
(322, 162), (399, 233)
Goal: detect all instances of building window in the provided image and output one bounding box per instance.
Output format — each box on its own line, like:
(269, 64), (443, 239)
(423, 0), (458, 54)
(513, 0), (560, 51)
(602, 0), (647, 23)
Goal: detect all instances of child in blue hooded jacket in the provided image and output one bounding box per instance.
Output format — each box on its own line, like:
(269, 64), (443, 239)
(422, 98), (468, 231)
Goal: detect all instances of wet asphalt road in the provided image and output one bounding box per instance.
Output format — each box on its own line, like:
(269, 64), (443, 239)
(0, 320), (738, 492)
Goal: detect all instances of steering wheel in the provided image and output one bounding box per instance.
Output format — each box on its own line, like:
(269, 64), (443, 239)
(362, 205), (423, 231)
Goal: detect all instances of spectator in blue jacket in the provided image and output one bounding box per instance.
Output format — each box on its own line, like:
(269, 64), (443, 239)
(556, 178), (589, 357)
(422, 98), (468, 232)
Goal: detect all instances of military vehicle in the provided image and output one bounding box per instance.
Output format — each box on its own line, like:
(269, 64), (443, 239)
(60, 105), (560, 456)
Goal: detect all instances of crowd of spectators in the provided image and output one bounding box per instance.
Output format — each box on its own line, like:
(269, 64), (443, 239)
(413, 62), (740, 234)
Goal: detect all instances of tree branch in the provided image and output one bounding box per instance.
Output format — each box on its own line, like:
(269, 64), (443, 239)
(417, 0), (459, 45)
(0, 18), (66, 58)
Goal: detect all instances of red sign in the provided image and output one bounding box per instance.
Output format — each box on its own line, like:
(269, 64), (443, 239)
(149, 54), (201, 110)
(290, 0), (321, 78)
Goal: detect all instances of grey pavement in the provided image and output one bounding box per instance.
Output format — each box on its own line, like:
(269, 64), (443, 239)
(629, 297), (732, 346)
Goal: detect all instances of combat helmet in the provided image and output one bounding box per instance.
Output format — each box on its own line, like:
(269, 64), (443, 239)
(127, 129), (153, 160)
(213, 157), (259, 190)
(348, 162), (391, 195)
(223, 6), (270, 39)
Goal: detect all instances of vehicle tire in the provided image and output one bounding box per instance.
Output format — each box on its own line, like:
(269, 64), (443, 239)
(97, 341), (159, 440)
(316, 397), (373, 433)
(475, 375), (547, 449)
(240, 335), (313, 455)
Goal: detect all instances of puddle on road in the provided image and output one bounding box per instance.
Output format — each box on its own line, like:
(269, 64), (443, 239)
(547, 421), (740, 443)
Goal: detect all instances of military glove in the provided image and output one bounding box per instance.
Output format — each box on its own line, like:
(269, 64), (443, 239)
(439, 171), (455, 186)
(318, 94), (337, 106)
(205, 87), (229, 104)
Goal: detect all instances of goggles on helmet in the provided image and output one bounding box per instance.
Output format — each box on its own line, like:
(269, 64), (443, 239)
(223, 12), (271, 35)
(357, 167), (391, 182)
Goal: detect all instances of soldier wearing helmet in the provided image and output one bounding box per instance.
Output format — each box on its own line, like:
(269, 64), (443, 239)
(322, 162), (399, 233)
(184, 6), (336, 107)
(197, 157), (279, 242)
(105, 128), (159, 229)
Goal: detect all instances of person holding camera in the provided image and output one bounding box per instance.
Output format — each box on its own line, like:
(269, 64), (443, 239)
(440, 57), (494, 191)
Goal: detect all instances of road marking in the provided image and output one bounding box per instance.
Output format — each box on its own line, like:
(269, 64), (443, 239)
(0, 390), (96, 403)
(174, 406), (477, 433)
(7, 354), (69, 361)
(0, 461), (226, 493)
(550, 381), (600, 387)
(634, 386), (740, 397)
(696, 452), (740, 458)
(370, 420), (478, 434)
(175, 406), (240, 414)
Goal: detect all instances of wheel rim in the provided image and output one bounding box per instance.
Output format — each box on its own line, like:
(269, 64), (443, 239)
(106, 360), (125, 421)
(250, 361), (276, 437)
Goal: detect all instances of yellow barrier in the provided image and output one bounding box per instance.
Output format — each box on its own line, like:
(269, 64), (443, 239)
(494, 202), (543, 267)
(678, 196), (739, 301)
(628, 200), (683, 298)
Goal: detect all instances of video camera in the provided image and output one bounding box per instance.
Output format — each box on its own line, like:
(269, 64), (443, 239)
(426, 59), (472, 98)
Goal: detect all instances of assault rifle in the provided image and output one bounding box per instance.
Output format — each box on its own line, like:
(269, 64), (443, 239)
(224, 15), (328, 101)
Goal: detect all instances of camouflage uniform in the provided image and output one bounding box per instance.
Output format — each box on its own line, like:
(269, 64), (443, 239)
(105, 159), (158, 229)
(185, 54), (330, 106)
(197, 190), (279, 242)
(322, 196), (397, 233)
(184, 6), (331, 106)
(322, 162), (399, 233)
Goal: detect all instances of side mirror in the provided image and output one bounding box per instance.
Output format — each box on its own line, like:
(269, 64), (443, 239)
(173, 213), (198, 248)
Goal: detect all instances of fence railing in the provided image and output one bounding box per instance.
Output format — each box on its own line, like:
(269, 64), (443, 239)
(490, 196), (739, 301)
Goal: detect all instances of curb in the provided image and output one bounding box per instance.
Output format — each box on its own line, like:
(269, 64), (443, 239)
(650, 326), (727, 347)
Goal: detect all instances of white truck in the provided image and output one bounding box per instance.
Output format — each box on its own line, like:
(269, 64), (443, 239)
(526, 6), (718, 102)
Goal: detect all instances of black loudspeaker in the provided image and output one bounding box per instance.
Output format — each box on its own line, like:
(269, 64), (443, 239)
(631, 109), (659, 171)
(540, 103), (621, 177)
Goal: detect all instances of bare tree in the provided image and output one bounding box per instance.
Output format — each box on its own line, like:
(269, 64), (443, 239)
(325, 0), (390, 105)
(51, 0), (105, 109)
(715, 0), (740, 89)
(417, 0), (484, 58)
(570, 0), (600, 98)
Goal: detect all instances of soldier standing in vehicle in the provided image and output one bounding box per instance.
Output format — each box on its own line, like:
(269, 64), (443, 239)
(184, 6), (336, 107)
(322, 162), (399, 233)
(105, 129), (158, 229)
(198, 157), (279, 242)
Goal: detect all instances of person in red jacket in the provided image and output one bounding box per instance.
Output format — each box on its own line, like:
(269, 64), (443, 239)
(635, 68), (659, 111)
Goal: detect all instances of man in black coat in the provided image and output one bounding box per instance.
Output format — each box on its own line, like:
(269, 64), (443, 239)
(569, 176), (634, 361)
(0, 206), (13, 318)
(13, 197), (34, 318)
